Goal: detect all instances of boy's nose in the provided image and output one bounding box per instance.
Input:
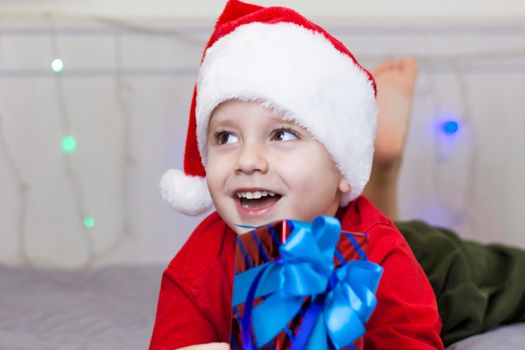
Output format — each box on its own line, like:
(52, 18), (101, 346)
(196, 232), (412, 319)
(234, 143), (269, 174)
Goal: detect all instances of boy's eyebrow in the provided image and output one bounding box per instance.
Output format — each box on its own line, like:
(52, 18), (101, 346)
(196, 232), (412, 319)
(209, 114), (297, 129)
(208, 117), (237, 131)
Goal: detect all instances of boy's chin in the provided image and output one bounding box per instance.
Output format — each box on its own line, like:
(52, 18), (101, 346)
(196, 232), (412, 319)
(228, 202), (285, 230)
(229, 215), (282, 235)
(233, 225), (253, 235)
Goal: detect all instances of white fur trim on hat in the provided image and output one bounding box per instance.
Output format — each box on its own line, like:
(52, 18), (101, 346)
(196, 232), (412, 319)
(159, 169), (213, 216)
(195, 22), (378, 207)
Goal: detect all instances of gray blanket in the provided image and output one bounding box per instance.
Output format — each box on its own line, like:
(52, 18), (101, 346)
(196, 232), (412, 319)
(1, 264), (524, 350)
(0, 264), (163, 350)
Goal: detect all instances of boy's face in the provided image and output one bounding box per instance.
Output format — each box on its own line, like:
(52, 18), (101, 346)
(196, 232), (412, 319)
(206, 100), (350, 234)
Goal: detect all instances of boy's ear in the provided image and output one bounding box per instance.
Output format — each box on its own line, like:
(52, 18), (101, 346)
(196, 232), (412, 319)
(338, 177), (351, 194)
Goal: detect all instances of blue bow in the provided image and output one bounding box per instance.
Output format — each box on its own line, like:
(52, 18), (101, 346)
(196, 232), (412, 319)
(232, 216), (383, 350)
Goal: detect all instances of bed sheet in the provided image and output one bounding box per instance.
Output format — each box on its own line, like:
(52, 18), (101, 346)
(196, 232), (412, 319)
(1, 264), (523, 349)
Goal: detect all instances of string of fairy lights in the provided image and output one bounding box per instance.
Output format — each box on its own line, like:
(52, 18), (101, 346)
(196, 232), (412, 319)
(0, 14), (524, 268)
(425, 66), (478, 234)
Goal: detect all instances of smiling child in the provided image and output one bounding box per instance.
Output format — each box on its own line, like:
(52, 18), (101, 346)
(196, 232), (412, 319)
(149, 1), (443, 349)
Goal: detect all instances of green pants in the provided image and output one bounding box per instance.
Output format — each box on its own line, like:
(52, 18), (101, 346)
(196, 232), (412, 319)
(395, 220), (525, 346)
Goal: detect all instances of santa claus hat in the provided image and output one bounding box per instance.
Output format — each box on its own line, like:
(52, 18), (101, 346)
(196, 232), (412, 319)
(160, 0), (378, 216)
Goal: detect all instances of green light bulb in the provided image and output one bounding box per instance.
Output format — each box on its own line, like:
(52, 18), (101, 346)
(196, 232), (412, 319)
(51, 58), (64, 73)
(84, 217), (96, 229)
(61, 135), (76, 153)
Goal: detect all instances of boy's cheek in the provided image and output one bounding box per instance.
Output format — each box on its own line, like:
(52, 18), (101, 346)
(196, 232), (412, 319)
(205, 163), (226, 188)
(206, 181), (228, 213)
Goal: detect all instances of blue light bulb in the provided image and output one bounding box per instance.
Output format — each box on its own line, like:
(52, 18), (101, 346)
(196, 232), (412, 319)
(442, 120), (459, 135)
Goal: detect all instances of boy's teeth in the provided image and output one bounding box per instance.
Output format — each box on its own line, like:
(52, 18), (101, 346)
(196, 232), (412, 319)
(236, 191), (277, 199)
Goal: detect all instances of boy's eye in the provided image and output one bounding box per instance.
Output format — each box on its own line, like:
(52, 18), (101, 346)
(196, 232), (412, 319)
(214, 131), (239, 145)
(272, 128), (299, 142)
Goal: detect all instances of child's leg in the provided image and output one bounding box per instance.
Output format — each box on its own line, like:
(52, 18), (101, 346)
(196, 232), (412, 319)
(366, 58), (525, 346)
(396, 220), (525, 346)
(363, 58), (418, 220)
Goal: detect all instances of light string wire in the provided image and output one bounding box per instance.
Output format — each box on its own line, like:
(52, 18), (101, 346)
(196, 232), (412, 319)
(423, 70), (442, 214)
(2, 13), (525, 78)
(455, 63), (480, 236)
(0, 12), (205, 45)
(0, 30), (31, 265)
(49, 13), (96, 268)
(89, 27), (136, 264)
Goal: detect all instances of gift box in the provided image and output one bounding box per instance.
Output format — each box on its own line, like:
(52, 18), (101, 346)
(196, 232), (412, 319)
(230, 215), (383, 350)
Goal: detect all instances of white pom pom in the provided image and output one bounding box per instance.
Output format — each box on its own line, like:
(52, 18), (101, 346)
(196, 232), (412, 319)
(159, 169), (213, 216)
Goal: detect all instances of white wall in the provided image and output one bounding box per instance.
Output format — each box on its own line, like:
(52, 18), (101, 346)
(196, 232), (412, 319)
(1, 2), (525, 269)
(1, 0), (525, 22)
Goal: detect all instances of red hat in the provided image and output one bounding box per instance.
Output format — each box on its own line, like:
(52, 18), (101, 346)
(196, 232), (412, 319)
(160, 0), (378, 216)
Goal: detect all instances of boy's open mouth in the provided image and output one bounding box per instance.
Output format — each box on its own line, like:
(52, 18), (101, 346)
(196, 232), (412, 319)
(235, 190), (283, 210)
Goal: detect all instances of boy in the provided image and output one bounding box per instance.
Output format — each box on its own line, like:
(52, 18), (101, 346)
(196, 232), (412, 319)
(150, 0), (443, 349)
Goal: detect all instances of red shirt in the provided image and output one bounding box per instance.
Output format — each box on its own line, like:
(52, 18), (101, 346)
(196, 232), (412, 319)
(149, 195), (443, 349)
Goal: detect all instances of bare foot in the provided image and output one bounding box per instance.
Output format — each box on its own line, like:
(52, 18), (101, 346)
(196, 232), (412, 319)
(372, 58), (418, 171)
(363, 58), (418, 220)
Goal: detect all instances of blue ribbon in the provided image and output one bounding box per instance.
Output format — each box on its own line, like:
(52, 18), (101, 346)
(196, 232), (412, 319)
(232, 216), (383, 350)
